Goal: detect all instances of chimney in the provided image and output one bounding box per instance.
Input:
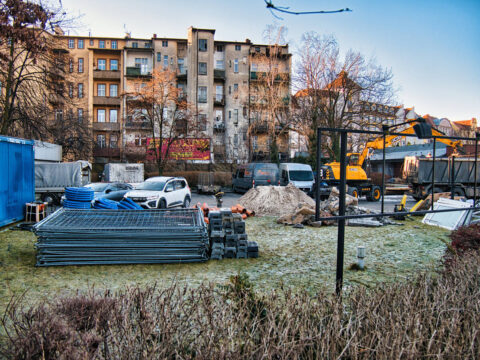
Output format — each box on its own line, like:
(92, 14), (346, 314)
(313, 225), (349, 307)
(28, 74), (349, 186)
(153, 34), (157, 39)
(245, 38), (251, 44)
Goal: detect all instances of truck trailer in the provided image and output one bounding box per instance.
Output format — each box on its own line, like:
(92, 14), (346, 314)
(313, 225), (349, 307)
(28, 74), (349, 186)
(404, 156), (480, 200)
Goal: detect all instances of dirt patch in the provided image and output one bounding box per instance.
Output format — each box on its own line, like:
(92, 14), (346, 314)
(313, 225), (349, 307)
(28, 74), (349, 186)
(238, 184), (315, 216)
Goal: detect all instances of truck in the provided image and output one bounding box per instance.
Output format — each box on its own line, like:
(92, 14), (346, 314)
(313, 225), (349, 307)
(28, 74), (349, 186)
(404, 156), (480, 200)
(103, 163), (144, 184)
(319, 119), (463, 201)
(35, 161), (92, 204)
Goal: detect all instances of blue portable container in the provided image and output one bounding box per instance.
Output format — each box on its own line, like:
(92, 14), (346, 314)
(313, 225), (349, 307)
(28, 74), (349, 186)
(0, 136), (35, 227)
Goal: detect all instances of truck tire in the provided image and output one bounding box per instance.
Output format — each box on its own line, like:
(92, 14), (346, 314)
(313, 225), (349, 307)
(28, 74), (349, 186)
(348, 187), (359, 199)
(368, 186), (382, 202)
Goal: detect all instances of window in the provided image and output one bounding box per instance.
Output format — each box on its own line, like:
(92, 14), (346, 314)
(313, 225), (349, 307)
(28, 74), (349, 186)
(177, 83), (186, 99)
(55, 109), (63, 122)
(97, 134), (106, 148)
(77, 108), (83, 123)
(99, 40), (105, 48)
(89, 39), (94, 46)
(78, 39), (84, 49)
(110, 59), (118, 71)
(234, 59), (239, 73)
(215, 60), (224, 70)
(78, 83), (83, 98)
(109, 84), (118, 97)
(216, 45), (223, 52)
(97, 59), (106, 70)
(178, 58), (185, 74)
(163, 55), (168, 68)
(97, 109), (105, 122)
(157, 52), (161, 62)
(69, 59), (73, 73)
(110, 134), (118, 148)
(198, 114), (207, 131)
(255, 46), (260, 52)
(228, 110), (231, 119)
(162, 40), (168, 47)
(198, 62), (207, 75)
(234, 134), (238, 145)
(110, 109), (118, 123)
(198, 86), (207, 103)
(111, 40), (117, 49)
(68, 39), (75, 49)
(251, 62), (258, 71)
(97, 84), (106, 96)
(234, 109), (239, 125)
(135, 58), (148, 74)
(78, 58), (84, 73)
(215, 85), (223, 102)
(198, 39), (207, 51)
(233, 83), (238, 93)
(69, 83), (74, 98)
(235, 44), (241, 51)
(132, 42), (138, 48)
(144, 42), (151, 48)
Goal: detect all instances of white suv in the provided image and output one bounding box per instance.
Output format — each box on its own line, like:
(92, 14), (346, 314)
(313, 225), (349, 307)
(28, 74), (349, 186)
(124, 176), (191, 209)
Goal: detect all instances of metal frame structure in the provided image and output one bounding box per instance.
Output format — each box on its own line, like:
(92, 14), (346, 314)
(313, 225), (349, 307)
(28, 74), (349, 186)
(314, 126), (479, 295)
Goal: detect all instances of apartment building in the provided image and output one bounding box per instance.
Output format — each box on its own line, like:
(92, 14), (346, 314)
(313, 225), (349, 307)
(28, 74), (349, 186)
(57, 27), (291, 164)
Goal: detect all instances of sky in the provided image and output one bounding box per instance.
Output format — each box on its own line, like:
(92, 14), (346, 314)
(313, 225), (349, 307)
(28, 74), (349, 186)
(62, 0), (480, 121)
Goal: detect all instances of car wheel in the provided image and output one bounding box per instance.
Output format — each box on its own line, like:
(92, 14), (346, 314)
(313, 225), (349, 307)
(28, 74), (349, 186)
(158, 199), (167, 209)
(183, 196), (191, 208)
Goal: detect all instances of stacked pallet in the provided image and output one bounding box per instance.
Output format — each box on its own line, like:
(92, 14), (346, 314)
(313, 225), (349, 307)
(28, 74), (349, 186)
(209, 208), (259, 260)
(34, 208), (209, 266)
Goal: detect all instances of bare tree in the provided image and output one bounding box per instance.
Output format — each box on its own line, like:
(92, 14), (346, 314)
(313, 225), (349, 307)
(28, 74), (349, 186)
(124, 68), (194, 175)
(248, 24), (292, 163)
(294, 33), (396, 161)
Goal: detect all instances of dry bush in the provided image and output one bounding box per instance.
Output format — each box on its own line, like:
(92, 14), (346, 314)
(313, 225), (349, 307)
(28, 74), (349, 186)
(2, 254), (479, 359)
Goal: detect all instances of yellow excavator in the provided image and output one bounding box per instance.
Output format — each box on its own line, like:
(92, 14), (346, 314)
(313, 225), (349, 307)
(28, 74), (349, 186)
(320, 120), (463, 201)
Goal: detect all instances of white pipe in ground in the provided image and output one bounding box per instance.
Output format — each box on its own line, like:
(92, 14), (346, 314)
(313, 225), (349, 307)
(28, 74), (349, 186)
(357, 246), (365, 270)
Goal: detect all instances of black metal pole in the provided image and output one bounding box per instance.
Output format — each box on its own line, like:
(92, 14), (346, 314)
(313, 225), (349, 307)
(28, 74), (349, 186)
(335, 131), (347, 296)
(431, 138), (436, 207)
(381, 126), (387, 214)
(450, 156), (456, 199)
(315, 128), (322, 221)
(475, 133), (479, 205)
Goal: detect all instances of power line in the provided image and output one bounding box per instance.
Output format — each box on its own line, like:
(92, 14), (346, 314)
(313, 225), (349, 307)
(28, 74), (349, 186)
(265, 1), (352, 19)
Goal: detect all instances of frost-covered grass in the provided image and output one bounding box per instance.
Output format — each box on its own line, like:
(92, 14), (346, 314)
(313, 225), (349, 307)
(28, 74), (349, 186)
(0, 217), (449, 313)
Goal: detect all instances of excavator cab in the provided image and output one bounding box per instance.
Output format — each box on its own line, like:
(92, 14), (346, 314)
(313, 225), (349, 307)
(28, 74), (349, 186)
(347, 153), (361, 166)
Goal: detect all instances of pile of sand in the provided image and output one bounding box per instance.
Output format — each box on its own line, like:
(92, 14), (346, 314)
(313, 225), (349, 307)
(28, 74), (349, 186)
(238, 184), (315, 217)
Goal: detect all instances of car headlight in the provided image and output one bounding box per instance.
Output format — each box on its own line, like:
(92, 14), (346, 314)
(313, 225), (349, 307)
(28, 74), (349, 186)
(146, 196), (158, 201)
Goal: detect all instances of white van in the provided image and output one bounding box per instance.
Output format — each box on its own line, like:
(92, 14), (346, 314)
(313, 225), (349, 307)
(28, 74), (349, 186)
(279, 163), (314, 193)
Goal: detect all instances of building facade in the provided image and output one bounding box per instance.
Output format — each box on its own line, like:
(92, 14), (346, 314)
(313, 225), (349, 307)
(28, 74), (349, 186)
(56, 27), (291, 164)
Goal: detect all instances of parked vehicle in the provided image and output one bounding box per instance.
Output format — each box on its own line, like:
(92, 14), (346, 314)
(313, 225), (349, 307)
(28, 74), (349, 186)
(279, 163), (314, 193)
(404, 156), (480, 200)
(232, 163), (279, 193)
(124, 177), (191, 209)
(35, 161), (91, 204)
(102, 163), (144, 183)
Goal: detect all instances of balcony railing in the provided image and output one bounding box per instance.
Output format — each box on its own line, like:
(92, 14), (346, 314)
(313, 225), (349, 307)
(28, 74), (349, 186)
(250, 71), (289, 82)
(93, 96), (121, 106)
(214, 69), (225, 80)
(93, 70), (121, 80)
(92, 122), (120, 131)
(213, 96), (225, 106)
(126, 67), (152, 77)
(124, 121), (152, 129)
(93, 147), (120, 157)
(213, 122), (225, 132)
(176, 69), (187, 79)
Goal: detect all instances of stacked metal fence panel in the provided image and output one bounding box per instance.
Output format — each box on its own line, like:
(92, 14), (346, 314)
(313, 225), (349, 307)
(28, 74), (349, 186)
(34, 208), (209, 266)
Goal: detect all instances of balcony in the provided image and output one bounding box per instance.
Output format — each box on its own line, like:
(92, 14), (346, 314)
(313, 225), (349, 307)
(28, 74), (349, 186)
(250, 71), (289, 82)
(93, 70), (121, 80)
(213, 96), (225, 106)
(93, 96), (121, 106)
(214, 69), (225, 80)
(126, 67), (152, 78)
(213, 122), (225, 132)
(176, 69), (187, 80)
(213, 145), (226, 154)
(93, 147), (120, 158)
(92, 122), (120, 131)
(48, 93), (65, 105)
(124, 121), (152, 130)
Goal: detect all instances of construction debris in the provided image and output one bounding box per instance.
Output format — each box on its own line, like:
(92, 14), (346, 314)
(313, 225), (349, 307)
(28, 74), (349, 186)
(277, 187), (398, 227)
(238, 184), (315, 217)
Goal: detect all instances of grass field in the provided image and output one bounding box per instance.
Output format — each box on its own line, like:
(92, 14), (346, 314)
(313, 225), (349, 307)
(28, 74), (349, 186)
(0, 217), (449, 314)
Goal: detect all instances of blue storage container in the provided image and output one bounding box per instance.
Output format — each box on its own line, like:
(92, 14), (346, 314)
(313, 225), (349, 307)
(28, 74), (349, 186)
(0, 136), (35, 227)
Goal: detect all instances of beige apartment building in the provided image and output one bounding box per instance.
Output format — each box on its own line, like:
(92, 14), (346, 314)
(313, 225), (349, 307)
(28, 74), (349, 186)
(56, 27), (291, 164)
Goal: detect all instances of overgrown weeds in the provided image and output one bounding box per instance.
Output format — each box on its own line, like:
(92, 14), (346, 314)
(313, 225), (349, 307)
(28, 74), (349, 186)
(1, 253), (479, 359)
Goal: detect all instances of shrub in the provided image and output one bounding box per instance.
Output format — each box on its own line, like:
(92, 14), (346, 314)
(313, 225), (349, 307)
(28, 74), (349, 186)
(449, 223), (480, 253)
